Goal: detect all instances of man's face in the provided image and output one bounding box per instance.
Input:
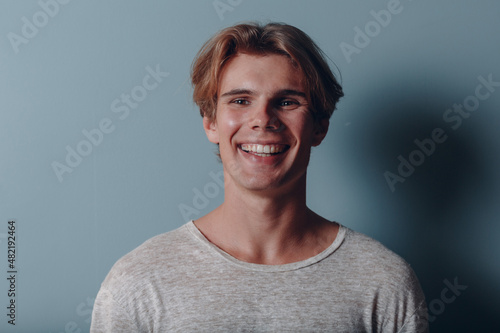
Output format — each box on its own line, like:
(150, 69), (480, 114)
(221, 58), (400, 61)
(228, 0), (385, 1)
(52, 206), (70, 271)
(203, 53), (328, 194)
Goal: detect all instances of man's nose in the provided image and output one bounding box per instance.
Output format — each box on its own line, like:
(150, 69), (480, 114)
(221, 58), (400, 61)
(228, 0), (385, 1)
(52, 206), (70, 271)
(249, 103), (283, 131)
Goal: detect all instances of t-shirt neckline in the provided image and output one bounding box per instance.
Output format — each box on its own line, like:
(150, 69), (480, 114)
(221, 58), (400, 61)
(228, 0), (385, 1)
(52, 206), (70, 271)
(186, 220), (347, 272)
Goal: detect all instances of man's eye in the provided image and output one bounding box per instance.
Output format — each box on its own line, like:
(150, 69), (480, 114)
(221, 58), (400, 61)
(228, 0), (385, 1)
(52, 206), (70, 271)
(232, 99), (249, 105)
(279, 100), (299, 107)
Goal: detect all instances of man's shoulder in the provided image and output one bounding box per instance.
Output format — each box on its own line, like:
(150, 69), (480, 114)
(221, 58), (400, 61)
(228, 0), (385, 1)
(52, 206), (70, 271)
(123, 222), (190, 259)
(336, 226), (420, 289)
(336, 226), (428, 331)
(101, 222), (193, 288)
(341, 226), (405, 260)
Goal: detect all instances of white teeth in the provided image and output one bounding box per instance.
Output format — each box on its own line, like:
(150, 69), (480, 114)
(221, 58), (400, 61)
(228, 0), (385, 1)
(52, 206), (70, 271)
(241, 144), (286, 154)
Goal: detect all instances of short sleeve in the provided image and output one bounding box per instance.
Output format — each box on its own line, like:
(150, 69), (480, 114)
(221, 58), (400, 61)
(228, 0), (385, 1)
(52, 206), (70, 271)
(397, 300), (429, 333)
(90, 287), (138, 333)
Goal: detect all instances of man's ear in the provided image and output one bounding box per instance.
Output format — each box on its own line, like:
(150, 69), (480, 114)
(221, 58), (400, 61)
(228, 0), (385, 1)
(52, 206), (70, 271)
(203, 116), (219, 144)
(312, 118), (329, 147)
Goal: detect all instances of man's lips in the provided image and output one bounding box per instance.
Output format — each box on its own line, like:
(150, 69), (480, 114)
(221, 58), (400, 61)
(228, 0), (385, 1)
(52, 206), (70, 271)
(239, 143), (290, 157)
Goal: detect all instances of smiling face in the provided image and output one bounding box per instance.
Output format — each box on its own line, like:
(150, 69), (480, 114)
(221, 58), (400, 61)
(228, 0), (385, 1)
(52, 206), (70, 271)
(203, 53), (329, 194)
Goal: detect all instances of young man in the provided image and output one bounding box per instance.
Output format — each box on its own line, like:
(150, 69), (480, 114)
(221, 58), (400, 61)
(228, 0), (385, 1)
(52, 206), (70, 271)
(91, 22), (428, 332)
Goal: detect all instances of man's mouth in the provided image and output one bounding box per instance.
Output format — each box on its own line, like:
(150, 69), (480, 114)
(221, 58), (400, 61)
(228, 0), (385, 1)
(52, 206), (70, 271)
(239, 144), (289, 157)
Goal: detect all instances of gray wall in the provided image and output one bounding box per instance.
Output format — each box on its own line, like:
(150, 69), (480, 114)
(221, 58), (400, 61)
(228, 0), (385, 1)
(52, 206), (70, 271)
(1, 0), (499, 331)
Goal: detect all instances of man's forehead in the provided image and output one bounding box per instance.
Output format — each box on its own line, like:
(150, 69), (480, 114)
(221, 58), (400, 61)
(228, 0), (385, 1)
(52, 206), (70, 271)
(217, 53), (306, 97)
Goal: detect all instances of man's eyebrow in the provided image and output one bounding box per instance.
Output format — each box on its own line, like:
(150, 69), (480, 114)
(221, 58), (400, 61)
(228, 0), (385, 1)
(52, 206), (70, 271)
(219, 88), (306, 98)
(220, 88), (255, 98)
(276, 89), (307, 98)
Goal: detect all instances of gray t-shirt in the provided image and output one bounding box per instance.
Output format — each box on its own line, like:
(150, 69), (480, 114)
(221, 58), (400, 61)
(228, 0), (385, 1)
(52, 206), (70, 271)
(91, 222), (428, 332)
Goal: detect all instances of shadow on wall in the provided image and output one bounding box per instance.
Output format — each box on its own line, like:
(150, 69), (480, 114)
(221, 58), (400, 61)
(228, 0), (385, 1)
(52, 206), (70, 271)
(342, 73), (500, 332)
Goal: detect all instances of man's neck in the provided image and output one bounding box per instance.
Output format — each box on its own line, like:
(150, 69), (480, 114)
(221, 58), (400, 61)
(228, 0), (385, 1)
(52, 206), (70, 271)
(194, 178), (338, 265)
